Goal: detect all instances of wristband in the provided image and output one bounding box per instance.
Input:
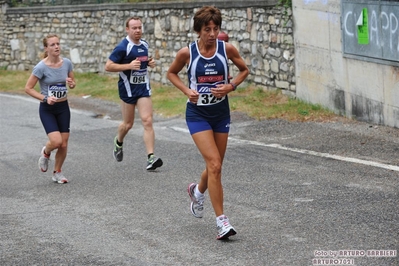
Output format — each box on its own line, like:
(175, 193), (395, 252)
(42, 96), (48, 103)
(230, 82), (237, 91)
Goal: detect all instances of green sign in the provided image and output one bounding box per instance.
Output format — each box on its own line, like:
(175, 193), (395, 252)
(357, 8), (369, 45)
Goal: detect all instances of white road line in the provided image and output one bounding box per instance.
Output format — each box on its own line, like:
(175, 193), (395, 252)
(229, 139), (399, 172)
(170, 126), (189, 133)
(169, 126), (399, 172)
(1, 93), (38, 103)
(0, 93), (92, 115)
(7, 92), (397, 173)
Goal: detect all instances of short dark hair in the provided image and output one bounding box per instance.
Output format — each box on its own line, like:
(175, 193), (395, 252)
(125, 17), (141, 28)
(193, 6), (222, 33)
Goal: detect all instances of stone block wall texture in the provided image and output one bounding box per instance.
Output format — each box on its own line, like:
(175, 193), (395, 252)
(0, 0), (295, 94)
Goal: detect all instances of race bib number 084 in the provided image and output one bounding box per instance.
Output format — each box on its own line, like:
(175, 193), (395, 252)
(130, 69), (147, 84)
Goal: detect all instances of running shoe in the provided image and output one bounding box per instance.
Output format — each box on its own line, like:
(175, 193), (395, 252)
(187, 183), (204, 218)
(216, 215), (237, 240)
(146, 155), (163, 170)
(113, 136), (123, 162)
(38, 146), (50, 172)
(52, 170), (68, 184)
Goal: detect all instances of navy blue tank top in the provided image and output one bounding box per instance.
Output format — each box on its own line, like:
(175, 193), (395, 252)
(186, 40), (230, 121)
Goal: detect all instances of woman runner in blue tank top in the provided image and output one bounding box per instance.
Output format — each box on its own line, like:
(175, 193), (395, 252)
(167, 6), (249, 240)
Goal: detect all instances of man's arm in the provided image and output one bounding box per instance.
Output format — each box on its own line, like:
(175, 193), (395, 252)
(105, 58), (141, 72)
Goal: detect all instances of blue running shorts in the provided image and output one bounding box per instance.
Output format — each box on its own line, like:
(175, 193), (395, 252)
(186, 118), (231, 135)
(39, 100), (71, 134)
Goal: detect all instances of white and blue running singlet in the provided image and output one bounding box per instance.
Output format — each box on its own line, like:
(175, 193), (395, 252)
(108, 37), (152, 103)
(186, 40), (230, 121)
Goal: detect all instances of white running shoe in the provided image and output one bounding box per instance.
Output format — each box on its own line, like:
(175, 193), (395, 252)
(38, 146), (50, 172)
(187, 183), (204, 218)
(52, 171), (68, 184)
(216, 215), (237, 240)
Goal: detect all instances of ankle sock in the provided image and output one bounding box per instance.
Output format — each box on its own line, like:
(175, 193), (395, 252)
(194, 185), (204, 198)
(217, 214), (227, 220)
(43, 149), (50, 157)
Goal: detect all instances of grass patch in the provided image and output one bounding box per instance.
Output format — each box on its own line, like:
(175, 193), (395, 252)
(150, 86), (187, 117)
(70, 72), (121, 102)
(0, 70), (340, 121)
(230, 86), (338, 121)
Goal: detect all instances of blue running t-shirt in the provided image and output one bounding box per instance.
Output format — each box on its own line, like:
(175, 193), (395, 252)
(109, 37), (151, 103)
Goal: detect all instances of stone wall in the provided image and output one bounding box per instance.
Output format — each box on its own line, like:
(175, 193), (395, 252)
(0, 0), (295, 93)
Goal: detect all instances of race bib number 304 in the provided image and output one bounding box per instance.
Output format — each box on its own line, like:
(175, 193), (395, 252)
(48, 84), (67, 99)
(130, 69), (148, 84)
(196, 83), (226, 106)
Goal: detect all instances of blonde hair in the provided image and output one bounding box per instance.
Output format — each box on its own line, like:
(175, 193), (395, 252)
(41, 34), (59, 59)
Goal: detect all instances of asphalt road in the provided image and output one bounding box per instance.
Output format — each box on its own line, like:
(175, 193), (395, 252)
(1, 93), (398, 266)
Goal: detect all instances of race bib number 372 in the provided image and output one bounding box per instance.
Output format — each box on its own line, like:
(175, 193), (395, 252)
(196, 83), (225, 106)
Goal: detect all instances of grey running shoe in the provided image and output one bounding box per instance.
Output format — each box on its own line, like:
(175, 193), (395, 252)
(187, 183), (204, 218)
(52, 171), (68, 184)
(146, 155), (163, 170)
(113, 136), (123, 162)
(38, 146), (50, 172)
(216, 215), (236, 240)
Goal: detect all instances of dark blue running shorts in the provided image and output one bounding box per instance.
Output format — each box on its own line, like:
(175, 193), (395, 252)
(39, 100), (71, 134)
(186, 118), (231, 135)
(121, 95), (149, 105)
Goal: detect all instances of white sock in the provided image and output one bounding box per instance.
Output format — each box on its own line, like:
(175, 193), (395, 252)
(217, 214), (227, 221)
(194, 185), (204, 198)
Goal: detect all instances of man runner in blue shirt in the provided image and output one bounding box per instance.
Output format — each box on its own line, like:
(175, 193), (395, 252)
(105, 17), (163, 171)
